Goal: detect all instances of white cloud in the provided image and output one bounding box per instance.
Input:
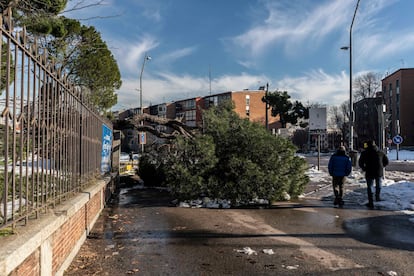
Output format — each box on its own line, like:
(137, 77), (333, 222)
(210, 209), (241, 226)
(111, 36), (159, 77)
(115, 73), (209, 110)
(229, 0), (352, 60)
(156, 47), (198, 66)
(349, 0), (414, 70)
(142, 7), (162, 22)
(356, 31), (414, 67)
(275, 69), (349, 106)
(228, 0), (414, 71)
(113, 69), (349, 111)
(113, 71), (268, 110)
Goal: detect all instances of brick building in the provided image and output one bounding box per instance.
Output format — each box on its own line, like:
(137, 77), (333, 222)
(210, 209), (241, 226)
(174, 97), (204, 127)
(381, 68), (414, 146)
(203, 90), (280, 131)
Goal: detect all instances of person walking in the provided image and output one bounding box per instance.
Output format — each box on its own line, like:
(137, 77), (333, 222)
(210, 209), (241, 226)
(358, 140), (389, 208)
(328, 145), (352, 206)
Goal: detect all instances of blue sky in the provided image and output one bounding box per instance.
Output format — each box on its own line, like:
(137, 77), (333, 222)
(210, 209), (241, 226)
(65, 0), (414, 111)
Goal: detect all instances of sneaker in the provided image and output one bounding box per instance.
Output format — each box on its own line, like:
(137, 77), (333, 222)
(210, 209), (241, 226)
(333, 198), (339, 205)
(365, 202), (374, 209)
(339, 199), (344, 206)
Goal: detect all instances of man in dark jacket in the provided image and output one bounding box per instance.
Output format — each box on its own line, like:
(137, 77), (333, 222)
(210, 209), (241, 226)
(358, 140), (389, 208)
(328, 145), (352, 206)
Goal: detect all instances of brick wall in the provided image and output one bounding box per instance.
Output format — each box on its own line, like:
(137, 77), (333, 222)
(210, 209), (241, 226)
(1, 177), (113, 276)
(52, 206), (86, 274)
(9, 250), (40, 276)
(231, 91), (280, 128)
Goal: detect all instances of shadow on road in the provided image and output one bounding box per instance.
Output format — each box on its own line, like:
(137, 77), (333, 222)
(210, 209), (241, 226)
(343, 214), (414, 251)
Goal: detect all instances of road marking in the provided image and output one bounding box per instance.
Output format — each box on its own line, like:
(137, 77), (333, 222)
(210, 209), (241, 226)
(228, 211), (363, 271)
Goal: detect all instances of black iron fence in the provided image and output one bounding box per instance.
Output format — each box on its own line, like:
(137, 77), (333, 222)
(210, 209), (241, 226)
(0, 9), (113, 229)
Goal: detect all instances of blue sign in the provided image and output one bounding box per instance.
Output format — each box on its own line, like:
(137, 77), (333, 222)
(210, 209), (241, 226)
(392, 135), (403, 145)
(101, 124), (112, 174)
(140, 132), (146, 144)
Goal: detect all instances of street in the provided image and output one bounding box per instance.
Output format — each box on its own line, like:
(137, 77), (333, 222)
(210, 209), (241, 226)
(65, 173), (414, 276)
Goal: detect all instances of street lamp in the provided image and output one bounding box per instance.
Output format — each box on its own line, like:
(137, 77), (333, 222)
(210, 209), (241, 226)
(341, 0), (360, 153)
(265, 83), (269, 130)
(139, 53), (151, 153)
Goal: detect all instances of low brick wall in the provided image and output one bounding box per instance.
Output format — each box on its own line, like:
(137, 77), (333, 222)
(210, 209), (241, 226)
(0, 176), (116, 276)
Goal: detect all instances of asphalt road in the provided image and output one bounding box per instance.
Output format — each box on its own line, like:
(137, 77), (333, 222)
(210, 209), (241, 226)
(65, 174), (414, 276)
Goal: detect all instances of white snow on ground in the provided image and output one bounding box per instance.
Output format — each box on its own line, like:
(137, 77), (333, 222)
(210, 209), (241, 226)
(305, 149), (414, 218)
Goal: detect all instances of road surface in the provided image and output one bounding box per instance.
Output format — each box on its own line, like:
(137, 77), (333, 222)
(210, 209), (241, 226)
(65, 175), (414, 276)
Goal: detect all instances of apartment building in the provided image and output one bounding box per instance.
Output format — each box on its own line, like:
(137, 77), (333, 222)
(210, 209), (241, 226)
(173, 97), (203, 127)
(203, 90), (280, 130)
(381, 68), (414, 146)
(354, 96), (383, 149)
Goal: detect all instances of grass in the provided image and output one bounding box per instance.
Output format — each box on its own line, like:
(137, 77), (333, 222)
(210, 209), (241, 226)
(0, 227), (14, 237)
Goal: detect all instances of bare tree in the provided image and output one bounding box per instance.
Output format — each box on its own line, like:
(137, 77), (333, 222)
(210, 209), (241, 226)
(353, 72), (381, 101)
(329, 106), (343, 129)
(340, 101), (350, 121)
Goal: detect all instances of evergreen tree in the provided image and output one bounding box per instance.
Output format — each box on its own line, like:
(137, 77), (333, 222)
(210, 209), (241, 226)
(0, 0), (121, 112)
(263, 90), (308, 128)
(67, 25), (121, 112)
(163, 135), (218, 200)
(160, 101), (309, 205)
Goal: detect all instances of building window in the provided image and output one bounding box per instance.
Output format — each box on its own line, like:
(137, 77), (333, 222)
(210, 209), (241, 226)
(389, 83), (392, 96)
(246, 95), (250, 106)
(185, 100), (196, 109)
(185, 110), (196, 121)
(396, 93), (400, 119)
(396, 79), (400, 94)
(176, 112), (184, 120)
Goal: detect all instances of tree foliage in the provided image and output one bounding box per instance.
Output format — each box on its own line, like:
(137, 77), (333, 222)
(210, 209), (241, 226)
(263, 90), (308, 128)
(1, 0), (68, 35)
(0, 0), (121, 112)
(154, 101), (309, 205)
(67, 25), (121, 111)
(0, 41), (15, 94)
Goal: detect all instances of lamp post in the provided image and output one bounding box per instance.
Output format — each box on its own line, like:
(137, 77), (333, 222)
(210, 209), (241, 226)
(265, 83), (269, 130)
(341, 0), (360, 153)
(139, 53), (151, 153)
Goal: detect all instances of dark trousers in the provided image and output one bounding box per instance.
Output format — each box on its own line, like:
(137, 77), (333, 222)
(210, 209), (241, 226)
(366, 177), (383, 203)
(332, 176), (345, 200)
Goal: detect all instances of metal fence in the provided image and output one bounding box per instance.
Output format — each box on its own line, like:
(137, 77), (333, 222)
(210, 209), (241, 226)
(0, 9), (113, 229)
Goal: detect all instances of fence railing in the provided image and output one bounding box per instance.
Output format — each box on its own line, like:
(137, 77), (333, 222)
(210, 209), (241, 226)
(0, 9), (113, 230)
